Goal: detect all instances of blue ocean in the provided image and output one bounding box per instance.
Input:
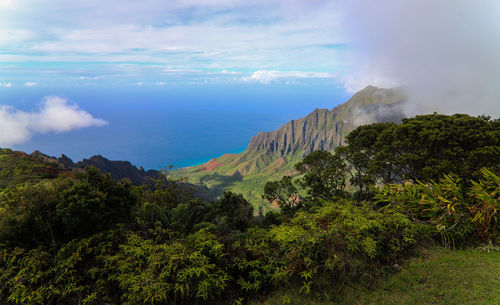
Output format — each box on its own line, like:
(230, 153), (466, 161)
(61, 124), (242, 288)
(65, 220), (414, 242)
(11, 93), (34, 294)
(2, 84), (349, 170)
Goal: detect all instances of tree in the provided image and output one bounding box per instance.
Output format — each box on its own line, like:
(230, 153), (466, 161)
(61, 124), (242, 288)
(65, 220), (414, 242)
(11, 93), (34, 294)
(0, 167), (138, 248)
(295, 150), (348, 200)
(344, 114), (500, 185)
(338, 122), (396, 199)
(209, 192), (254, 232)
(263, 176), (300, 216)
(393, 114), (499, 182)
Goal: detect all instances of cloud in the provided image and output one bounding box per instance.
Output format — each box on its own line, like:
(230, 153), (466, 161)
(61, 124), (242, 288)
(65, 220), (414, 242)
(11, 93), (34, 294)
(219, 70), (240, 75)
(79, 76), (106, 80)
(0, 0), (343, 84)
(0, 82), (12, 87)
(245, 70), (333, 84)
(24, 81), (37, 87)
(340, 0), (500, 117)
(0, 0), (14, 8)
(136, 82), (143, 86)
(0, 96), (108, 146)
(155, 81), (167, 86)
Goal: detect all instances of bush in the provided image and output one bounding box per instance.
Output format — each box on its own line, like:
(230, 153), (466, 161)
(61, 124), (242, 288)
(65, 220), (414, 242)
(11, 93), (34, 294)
(0, 167), (138, 248)
(374, 168), (499, 246)
(231, 200), (419, 296)
(106, 229), (229, 305)
(0, 230), (123, 305)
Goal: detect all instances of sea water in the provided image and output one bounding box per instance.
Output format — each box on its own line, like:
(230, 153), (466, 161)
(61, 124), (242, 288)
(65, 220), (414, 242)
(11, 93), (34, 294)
(1, 84), (349, 170)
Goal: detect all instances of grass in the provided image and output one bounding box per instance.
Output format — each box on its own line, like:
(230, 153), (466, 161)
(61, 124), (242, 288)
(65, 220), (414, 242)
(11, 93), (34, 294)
(251, 246), (500, 305)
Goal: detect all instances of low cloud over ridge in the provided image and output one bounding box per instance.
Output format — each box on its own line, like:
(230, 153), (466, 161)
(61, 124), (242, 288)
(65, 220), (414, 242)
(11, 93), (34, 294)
(341, 0), (500, 117)
(0, 96), (108, 146)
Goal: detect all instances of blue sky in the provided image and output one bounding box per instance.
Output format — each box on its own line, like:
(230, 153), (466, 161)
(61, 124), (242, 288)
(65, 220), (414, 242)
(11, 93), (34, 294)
(0, 0), (354, 89)
(3, 0), (498, 107)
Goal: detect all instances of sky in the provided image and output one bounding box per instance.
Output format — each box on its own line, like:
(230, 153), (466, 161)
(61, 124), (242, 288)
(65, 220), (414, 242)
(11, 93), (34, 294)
(0, 0), (348, 88)
(0, 0), (499, 167)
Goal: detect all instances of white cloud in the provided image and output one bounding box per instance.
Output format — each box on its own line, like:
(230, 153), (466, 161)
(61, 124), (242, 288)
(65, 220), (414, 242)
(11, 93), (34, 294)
(335, 70), (398, 94)
(162, 68), (191, 73)
(219, 70), (239, 75)
(24, 81), (38, 87)
(79, 75), (106, 80)
(0, 96), (108, 146)
(245, 70), (333, 84)
(0, 82), (12, 87)
(340, 0), (500, 117)
(155, 81), (167, 86)
(0, 0), (14, 7)
(136, 82), (143, 86)
(0, 0), (343, 78)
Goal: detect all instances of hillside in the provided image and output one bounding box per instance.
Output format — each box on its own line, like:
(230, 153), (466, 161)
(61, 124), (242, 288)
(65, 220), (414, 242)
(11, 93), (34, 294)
(0, 148), (70, 189)
(29, 150), (160, 185)
(172, 86), (407, 209)
(1, 148), (214, 201)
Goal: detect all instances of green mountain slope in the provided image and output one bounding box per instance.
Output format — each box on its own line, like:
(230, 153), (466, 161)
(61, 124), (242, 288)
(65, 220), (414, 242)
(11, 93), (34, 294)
(171, 86), (407, 210)
(0, 148), (70, 189)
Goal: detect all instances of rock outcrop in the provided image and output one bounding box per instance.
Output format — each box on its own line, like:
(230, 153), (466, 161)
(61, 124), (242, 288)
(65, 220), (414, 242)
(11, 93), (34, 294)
(247, 85), (406, 157)
(29, 151), (160, 185)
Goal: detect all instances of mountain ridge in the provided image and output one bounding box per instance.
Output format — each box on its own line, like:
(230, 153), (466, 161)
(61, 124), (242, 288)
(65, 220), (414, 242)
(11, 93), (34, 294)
(29, 150), (160, 185)
(172, 85), (408, 209)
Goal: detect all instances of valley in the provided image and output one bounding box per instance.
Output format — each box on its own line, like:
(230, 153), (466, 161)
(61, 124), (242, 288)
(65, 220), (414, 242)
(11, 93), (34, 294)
(172, 85), (407, 209)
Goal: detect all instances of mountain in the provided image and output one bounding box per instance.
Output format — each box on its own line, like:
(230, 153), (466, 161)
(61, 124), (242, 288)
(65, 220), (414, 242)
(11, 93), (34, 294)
(29, 150), (160, 185)
(171, 86), (407, 210)
(77, 155), (160, 185)
(0, 148), (70, 189)
(1, 148), (215, 200)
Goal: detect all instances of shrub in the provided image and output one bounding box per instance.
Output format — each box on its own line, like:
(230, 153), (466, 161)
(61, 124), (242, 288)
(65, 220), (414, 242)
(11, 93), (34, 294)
(0, 167), (138, 248)
(232, 200), (419, 296)
(374, 168), (499, 246)
(106, 229), (229, 305)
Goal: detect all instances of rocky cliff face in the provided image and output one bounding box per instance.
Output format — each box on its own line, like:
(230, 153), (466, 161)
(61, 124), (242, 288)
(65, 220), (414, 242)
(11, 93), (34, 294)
(77, 155), (160, 185)
(247, 108), (355, 155)
(29, 151), (160, 185)
(247, 85), (406, 157)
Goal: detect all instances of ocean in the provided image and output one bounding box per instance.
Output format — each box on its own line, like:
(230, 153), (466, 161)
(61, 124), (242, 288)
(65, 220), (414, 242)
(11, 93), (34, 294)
(2, 84), (349, 170)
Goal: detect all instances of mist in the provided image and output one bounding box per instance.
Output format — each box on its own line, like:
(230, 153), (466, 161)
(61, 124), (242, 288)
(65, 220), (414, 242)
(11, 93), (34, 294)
(342, 0), (500, 118)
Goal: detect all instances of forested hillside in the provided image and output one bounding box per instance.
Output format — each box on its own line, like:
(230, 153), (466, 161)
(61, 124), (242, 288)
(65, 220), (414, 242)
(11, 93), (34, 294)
(0, 113), (498, 304)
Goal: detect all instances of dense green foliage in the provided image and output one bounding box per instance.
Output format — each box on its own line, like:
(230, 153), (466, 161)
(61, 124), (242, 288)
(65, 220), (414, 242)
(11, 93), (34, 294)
(0, 167), (137, 248)
(0, 113), (498, 304)
(339, 114), (499, 185)
(0, 168), (421, 304)
(374, 168), (499, 246)
(295, 150), (348, 200)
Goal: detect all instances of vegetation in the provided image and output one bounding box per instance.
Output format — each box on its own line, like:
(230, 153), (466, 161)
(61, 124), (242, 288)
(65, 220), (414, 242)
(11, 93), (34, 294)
(0, 148), (67, 188)
(251, 247), (500, 305)
(170, 151), (304, 212)
(0, 113), (498, 304)
(171, 86), (407, 210)
(339, 114), (499, 185)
